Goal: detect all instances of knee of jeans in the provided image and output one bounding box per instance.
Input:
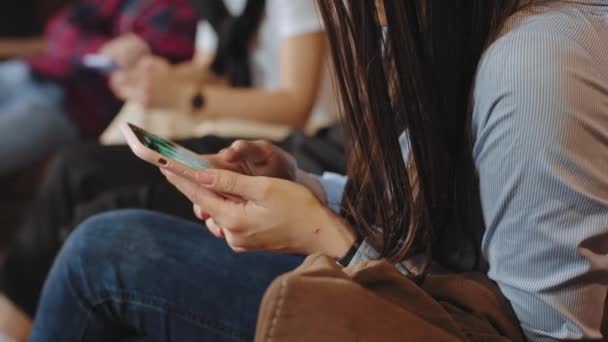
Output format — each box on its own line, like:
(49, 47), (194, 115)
(62, 208), (164, 258)
(56, 209), (167, 292)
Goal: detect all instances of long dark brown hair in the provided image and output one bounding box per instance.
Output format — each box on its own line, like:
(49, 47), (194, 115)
(317, 1), (522, 276)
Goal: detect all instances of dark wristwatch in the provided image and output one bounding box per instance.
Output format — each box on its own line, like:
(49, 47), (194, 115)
(191, 75), (206, 113)
(191, 91), (205, 112)
(337, 234), (364, 267)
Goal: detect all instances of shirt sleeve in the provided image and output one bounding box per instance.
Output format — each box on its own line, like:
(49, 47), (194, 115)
(42, 0), (118, 63)
(315, 172), (347, 214)
(472, 27), (608, 341)
(274, 0), (323, 39)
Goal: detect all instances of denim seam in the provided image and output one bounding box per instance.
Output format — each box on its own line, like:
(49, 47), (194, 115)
(265, 276), (288, 342)
(90, 289), (249, 342)
(65, 257), (96, 340)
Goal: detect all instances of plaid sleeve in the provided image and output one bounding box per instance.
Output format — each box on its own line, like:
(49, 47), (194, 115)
(132, 0), (197, 63)
(316, 172), (347, 214)
(43, 0), (196, 65)
(43, 0), (122, 63)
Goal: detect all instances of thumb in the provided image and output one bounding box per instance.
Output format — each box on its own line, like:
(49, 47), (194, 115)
(229, 140), (270, 164)
(195, 169), (264, 200)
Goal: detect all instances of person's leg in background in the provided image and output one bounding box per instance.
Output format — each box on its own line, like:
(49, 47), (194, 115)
(0, 61), (78, 177)
(0, 60), (79, 248)
(30, 209), (304, 341)
(0, 60), (36, 248)
(0, 59), (78, 341)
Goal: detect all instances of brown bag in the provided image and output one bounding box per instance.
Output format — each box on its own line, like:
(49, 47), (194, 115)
(603, 295), (607, 339)
(255, 255), (525, 342)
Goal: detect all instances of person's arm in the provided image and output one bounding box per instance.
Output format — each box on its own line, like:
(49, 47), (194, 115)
(45, 0), (197, 66)
(193, 51), (214, 69)
(172, 52), (227, 85)
(473, 30), (608, 340)
(207, 139), (346, 209)
(164, 168), (356, 258)
(196, 32), (327, 128)
(113, 31), (327, 128)
(112, 0), (327, 129)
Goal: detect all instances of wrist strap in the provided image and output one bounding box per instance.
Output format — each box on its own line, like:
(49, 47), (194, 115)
(337, 233), (364, 267)
(191, 76), (206, 115)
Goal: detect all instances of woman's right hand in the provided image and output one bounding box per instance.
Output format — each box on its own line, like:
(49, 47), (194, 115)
(164, 169), (354, 257)
(214, 140), (298, 180)
(204, 140), (327, 205)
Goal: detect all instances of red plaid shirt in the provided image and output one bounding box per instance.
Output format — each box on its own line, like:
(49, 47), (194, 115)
(26, 0), (198, 138)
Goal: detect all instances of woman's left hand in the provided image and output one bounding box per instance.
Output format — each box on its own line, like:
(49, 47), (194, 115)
(163, 168), (356, 257)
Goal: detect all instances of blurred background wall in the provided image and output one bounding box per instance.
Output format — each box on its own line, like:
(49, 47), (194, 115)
(0, 0), (75, 37)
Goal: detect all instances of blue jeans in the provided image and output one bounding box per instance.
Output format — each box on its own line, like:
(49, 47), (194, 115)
(0, 60), (78, 175)
(30, 210), (304, 341)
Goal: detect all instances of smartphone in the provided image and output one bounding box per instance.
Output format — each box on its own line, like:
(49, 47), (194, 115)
(122, 122), (213, 180)
(82, 54), (120, 74)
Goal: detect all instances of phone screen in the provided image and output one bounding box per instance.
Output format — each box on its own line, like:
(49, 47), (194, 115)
(130, 124), (212, 170)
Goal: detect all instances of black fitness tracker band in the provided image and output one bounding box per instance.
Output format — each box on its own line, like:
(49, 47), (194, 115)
(191, 76), (206, 113)
(337, 234), (364, 267)
(191, 92), (205, 111)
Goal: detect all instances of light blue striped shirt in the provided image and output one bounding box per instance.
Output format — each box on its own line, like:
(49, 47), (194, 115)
(318, 1), (608, 340)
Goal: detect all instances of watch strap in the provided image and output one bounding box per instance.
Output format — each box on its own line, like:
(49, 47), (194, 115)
(337, 233), (364, 267)
(191, 75), (206, 114)
(191, 92), (205, 111)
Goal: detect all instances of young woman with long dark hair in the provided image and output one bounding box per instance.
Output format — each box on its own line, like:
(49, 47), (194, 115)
(28, 0), (607, 340)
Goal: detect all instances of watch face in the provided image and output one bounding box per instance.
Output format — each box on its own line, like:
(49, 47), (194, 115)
(192, 93), (205, 110)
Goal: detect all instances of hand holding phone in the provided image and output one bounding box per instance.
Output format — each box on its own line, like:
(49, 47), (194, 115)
(121, 123), (349, 256)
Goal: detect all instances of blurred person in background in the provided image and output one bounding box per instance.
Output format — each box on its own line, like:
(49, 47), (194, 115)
(110, 0), (334, 129)
(0, 0), (198, 258)
(0, 0), (197, 337)
(0, 0), (197, 182)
